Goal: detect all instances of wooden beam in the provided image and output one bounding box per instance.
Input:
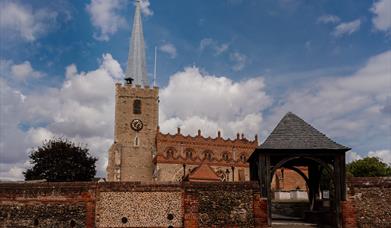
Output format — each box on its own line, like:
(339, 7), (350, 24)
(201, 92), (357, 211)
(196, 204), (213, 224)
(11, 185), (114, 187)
(266, 155), (272, 226)
(334, 155), (342, 228)
(341, 153), (346, 201)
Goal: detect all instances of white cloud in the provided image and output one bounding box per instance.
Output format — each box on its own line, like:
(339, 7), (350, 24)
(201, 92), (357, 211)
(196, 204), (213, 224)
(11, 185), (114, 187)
(1, 59), (272, 180)
(86, 0), (127, 41)
(139, 0), (153, 16)
(159, 67), (272, 138)
(346, 151), (362, 163)
(199, 38), (230, 56)
(370, 0), (391, 34)
(264, 50), (391, 150)
(332, 19), (361, 37)
(0, 53), (121, 180)
(159, 43), (177, 58)
(26, 128), (54, 146)
(11, 61), (43, 81)
(0, 1), (58, 41)
(317, 14), (340, 24)
(230, 52), (247, 71)
(368, 149), (391, 164)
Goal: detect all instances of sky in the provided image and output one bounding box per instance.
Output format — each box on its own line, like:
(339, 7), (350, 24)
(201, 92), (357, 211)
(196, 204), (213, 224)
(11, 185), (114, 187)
(0, 0), (390, 180)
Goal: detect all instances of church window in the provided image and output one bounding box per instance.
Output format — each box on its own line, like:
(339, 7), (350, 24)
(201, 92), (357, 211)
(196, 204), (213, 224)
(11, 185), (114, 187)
(203, 151), (213, 161)
(133, 99), (141, 114)
(240, 154), (246, 162)
(185, 149), (193, 159)
(166, 148), (175, 158)
(222, 152), (229, 161)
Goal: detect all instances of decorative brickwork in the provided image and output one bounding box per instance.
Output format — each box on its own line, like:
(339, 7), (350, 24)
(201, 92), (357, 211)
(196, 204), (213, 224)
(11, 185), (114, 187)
(155, 130), (257, 182)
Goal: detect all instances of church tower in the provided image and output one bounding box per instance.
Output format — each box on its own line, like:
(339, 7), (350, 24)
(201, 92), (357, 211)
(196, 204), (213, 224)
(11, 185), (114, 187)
(107, 0), (158, 182)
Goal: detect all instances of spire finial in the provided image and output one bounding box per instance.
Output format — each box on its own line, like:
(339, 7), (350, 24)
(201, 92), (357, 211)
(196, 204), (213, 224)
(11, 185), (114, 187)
(125, 0), (148, 86)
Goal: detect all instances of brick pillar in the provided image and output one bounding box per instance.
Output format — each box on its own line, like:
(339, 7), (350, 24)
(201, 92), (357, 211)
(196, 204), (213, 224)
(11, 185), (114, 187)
(184, 192), (199, 228)
(81, 192), (95, 228)
(85, 202), (95, 228)
(253, 194), (268, 228)
(341, 200), (357, 228)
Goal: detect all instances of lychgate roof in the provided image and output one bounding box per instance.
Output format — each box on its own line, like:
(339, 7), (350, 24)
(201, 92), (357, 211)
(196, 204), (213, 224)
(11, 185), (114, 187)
(260, 112), (350, 150)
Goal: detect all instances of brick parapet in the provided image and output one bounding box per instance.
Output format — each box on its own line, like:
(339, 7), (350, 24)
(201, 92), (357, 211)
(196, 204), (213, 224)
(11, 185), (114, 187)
(183, 181), (259, 191)
(97, 181), (182, 192)
(347, 177), (391, 188)
(0, 182), (97, 201)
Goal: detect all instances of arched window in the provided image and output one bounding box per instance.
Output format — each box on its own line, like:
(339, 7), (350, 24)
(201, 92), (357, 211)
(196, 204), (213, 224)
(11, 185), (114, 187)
(222, 152), (229, 161)
(185, 149), (193, 159)
(240, 154), (247, 162)
(166, 148), (176, 158)
(203, 151), (213, 161)
(133, 99), (141, 114)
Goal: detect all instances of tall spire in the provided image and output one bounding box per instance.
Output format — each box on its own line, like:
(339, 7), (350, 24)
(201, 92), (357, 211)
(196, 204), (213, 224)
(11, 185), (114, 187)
(125, 0), (148, 86)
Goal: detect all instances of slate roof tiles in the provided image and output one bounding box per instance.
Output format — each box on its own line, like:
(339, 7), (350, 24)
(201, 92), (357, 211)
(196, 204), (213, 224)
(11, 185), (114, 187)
(260, 112), (350, 150)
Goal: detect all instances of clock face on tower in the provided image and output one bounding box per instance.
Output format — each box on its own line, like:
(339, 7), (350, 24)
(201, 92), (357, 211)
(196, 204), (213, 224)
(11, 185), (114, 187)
(131, 119), (143, 131)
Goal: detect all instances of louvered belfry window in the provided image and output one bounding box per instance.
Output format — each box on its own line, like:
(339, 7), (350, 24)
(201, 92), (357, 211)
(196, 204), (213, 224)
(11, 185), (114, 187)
(133, 99), (141, 114)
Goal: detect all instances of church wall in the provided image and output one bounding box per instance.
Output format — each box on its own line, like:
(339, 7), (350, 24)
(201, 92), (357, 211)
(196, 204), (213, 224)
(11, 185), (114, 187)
(155, 130), (257, 182)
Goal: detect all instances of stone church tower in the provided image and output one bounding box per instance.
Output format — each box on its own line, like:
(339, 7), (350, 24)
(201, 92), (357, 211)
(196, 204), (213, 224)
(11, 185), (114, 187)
(106, 0), (158, 182)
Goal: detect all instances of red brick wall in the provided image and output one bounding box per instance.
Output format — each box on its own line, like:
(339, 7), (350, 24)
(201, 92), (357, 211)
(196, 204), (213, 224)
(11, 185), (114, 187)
(271, 167), (308, 191)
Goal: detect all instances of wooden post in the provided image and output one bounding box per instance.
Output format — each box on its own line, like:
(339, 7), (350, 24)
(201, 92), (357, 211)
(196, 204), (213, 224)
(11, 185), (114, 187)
(259, 154), (267, 197)
(266, 155), (272, 226)
(334, 155), (342, 228)
(341, 153), (346, 201)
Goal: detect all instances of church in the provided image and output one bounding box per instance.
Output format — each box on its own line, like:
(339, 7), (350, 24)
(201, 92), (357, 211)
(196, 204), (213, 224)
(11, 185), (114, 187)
(106, 0), (259, 183)
(105, 1), (308, 192)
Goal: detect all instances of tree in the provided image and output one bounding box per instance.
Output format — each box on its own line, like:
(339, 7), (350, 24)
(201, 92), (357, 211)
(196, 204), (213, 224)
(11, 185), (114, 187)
(24, 138), (97, 181)
(346, 157), (391, 177)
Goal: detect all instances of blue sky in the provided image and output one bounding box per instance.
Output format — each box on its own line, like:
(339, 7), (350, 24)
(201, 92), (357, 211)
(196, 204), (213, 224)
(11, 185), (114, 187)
(1, 0), (390, 179)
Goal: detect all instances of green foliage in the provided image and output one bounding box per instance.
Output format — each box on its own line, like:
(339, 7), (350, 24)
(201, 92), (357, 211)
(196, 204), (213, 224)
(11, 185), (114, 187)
(346, 157), (391, 177)
(24, 138), (97, 181)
